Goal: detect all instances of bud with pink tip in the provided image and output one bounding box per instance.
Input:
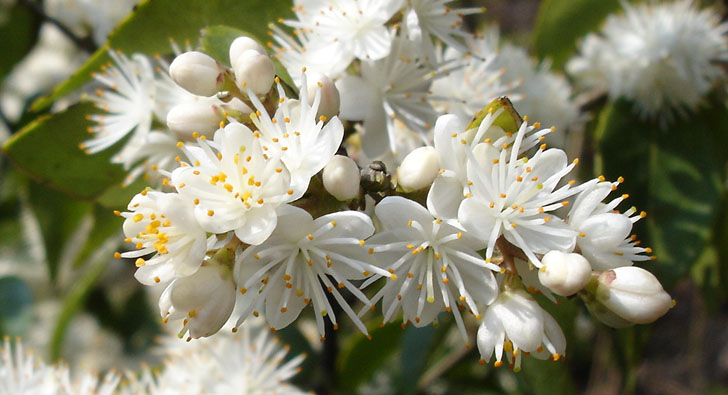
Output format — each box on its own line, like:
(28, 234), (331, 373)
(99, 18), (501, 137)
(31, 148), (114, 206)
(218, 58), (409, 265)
(594, 266), (672, 325)
(583, 266), (673, 327)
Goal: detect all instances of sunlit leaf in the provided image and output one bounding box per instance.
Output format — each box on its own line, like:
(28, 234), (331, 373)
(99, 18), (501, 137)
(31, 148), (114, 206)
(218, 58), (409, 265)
(532, 0), (620, 69)
(2, 102), (126, 200)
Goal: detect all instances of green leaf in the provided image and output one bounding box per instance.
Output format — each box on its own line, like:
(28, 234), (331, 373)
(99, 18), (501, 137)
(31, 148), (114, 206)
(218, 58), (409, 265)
(95, 177), (147, 209)
(50, 245), (113, 361)
(32, 0), (292, 110)
(595, 99), (726, 287)
(396, 325), (436, 394)
(71, 205), (123, 269)
(0, 4), (41, 85)
(27, 181), (92, 282)
(337, 323), (404, 391)
(2, 102), (127, 200)
(532, 0), (620, 69)
(693, 194), (728, 310)
(200, 25), (296, 90)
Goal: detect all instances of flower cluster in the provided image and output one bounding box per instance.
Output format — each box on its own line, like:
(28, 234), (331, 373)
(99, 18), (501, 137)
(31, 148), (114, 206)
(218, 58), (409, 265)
(82, 0), (676, 373)
(0, 336), (120, 394)
(568, 0), (728, 120)
(120, 320), (305, 394)
(0, 320), (304, 395)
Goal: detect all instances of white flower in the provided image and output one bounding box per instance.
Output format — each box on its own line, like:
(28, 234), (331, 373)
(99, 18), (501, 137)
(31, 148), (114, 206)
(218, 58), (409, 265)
(476, 287), (566, 371)
(234, 205), (388, 339)
(305, 71), (341, 120)
(365, 196), (500, 342)
(58, 370), (121, 395)
(269, 23), (352, 86)
(346, 118), (426, 171)
(171, 122), (294, 245)
(83, 51), (155, 163)
(119, 191), (211, 285)
(457, 120), (582, 267)
(45, 0), (136, 45)
(567, 0), (728, 119)
(0, 337), (59, 394)
(336, 37), (446, 158)
(567, 179), (652, 270)
(125, 320), (305, 394)
(160, 262), (237, 339)
(430, 29), (519, 122)
(514, 258), (556, 303)
(0, 337), (122, 395)
(247, 72), (344, 197)
(117, 131), (182, 186)
(285, 0), (403, 61)
(427, 111), (554, 219)
(82, 49), (208, 187)
(404, 0), (485, 61)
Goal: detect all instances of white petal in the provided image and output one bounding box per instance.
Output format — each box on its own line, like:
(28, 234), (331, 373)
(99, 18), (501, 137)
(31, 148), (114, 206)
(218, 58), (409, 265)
(427, 175), (464, 220)
(336, 75), (376, 120)
(376, 196), (432, 231)
(458, 196), (497, 241)
(494, 291), (544, 352)
(234, 206), (278, 245)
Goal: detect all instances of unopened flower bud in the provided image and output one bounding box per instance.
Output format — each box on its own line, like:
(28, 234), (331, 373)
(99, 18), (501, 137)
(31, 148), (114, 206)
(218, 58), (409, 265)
(306, 71), (340, 120)
(233, 49), (275, 95)
(538, 251), (592, 296)
(229, 36), (266, 69)
(167, 102), (223, 140)
(397, 146), (440, 192)
(594, 266), (672, 325)
(167, 264), (236, 338)
(169, 51), (223, 97)
(323, 155), (360, 201)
